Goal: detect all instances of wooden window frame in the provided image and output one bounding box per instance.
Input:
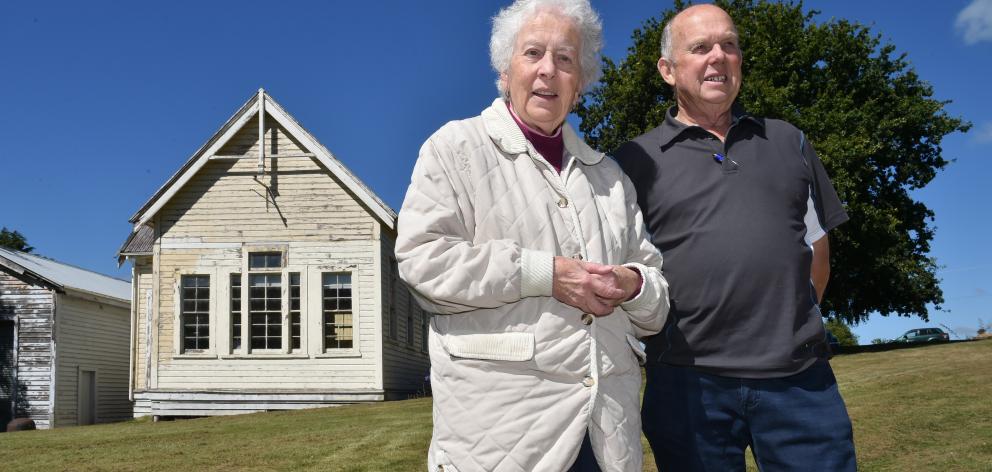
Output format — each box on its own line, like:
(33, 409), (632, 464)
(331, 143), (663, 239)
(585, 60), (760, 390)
(309, 266), (361, 358)
(228, 246), (309, 357)
(248, 272), (283, 352)
(289, 272), (302, 352)
(321, 272), (354, 351)
(406, 290), (414, 346)
(173, 269), (217, 358)
(180, 274), (211, 352)
(388, 258), (398, 340)
(230, 273), (242, 352)
(421, 309), (429, 353)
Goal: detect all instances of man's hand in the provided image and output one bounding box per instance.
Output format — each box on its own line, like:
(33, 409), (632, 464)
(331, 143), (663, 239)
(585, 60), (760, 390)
(552, 257), (642, 316)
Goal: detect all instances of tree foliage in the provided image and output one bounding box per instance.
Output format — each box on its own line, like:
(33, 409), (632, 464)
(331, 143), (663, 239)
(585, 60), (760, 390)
(825, 318), (859, 346)
(576, 0), (970, 324)
(0, 227), (33, 253)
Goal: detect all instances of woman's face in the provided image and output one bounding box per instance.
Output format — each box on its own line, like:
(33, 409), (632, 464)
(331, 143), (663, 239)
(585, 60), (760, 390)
(501, 11), (582, 135)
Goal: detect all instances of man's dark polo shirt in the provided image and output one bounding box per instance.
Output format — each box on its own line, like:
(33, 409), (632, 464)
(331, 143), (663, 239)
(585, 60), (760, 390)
(614, 107), (848, 378)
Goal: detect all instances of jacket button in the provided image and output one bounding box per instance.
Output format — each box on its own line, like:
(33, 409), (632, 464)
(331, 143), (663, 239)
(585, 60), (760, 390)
(581, 313), (593, 325)
(582, 376), (595, 387)
(557, 197), (569, 208)
(572, 254), (583, 260)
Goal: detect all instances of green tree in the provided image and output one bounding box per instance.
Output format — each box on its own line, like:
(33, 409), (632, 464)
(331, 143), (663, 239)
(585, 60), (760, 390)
(825, 318), (859, 346)
(0, 227), (33, 253)
(576, 0), (969, 324)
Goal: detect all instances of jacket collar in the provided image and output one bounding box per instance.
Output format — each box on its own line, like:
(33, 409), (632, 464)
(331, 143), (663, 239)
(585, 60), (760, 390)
(481, 98), (604, 166)
(656, 103), (764, 147)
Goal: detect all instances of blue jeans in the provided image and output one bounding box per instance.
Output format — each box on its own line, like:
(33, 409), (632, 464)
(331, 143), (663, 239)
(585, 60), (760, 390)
(642, 361), (856, 471)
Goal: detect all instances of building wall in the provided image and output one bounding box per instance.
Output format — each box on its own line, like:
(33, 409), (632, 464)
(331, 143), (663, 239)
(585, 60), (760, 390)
(143, 118), (384, 394)
(133, 258), (154, 391)
(0, 271), (54, 429)
(53, 293), (131, 426)
(379, 234), (431, 398)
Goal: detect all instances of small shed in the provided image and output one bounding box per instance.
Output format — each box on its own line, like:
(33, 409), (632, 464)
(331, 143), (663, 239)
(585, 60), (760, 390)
(0, 247), (131, 429)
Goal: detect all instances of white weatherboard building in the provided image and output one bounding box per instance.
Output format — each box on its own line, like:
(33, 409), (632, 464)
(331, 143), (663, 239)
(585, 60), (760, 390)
(117, 90), (430, 418)
(0, 247), (132, 429)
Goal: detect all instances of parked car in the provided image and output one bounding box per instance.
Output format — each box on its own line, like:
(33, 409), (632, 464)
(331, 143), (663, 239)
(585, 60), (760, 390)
(894, 327), (949, 343)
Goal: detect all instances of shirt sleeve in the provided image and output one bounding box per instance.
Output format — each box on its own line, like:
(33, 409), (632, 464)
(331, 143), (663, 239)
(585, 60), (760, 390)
(803, 195), (826, 245)
(395, 133), (538, 315)
(613, 140), (657, 224)
(801, 133), (849, 234)
(614, 161), (671, 338)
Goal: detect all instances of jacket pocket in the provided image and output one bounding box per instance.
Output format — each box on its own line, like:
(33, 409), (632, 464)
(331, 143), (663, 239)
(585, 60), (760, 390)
(433, 448), (462, 472)
(440, 332), (535, 361)
(626, 333), (647, 366)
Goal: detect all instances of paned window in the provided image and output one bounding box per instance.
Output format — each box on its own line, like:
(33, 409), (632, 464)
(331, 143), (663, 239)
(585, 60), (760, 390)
(250, 273), (282, 350)
(249, 252), (282, 270)
(290, 272), (301, 350)
(322, 273), (353, 350)
(389, 261), (398, 340)
(421, 309), (429, 352)
(406, 293), (414, 346)
(230, 274), (242, 350)
(181, 275), (210, 351)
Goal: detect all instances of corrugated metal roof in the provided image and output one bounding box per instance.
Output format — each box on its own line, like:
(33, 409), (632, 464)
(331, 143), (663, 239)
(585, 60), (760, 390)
(0, 247), (131, 302)
(118, 225), (154, 256)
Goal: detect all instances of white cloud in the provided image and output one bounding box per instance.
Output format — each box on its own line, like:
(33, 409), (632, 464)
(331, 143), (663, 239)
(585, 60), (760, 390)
(975, 122), (992, 143)
(956, 0), (992, 44)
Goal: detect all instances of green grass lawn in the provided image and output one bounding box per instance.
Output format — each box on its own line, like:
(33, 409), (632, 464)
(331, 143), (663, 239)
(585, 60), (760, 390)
(3, 340), (990, 471)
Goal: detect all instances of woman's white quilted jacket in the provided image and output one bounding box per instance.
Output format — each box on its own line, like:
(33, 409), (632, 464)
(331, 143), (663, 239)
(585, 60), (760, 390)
(397, 99), (670, 472)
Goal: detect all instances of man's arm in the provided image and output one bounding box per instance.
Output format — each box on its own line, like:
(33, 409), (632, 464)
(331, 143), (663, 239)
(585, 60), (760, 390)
(811, 235), (830, 303)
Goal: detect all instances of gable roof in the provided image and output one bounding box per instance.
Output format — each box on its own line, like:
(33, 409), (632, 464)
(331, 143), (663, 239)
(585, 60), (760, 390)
(127, 89), (396, 232)
(0, 247), (131, 302)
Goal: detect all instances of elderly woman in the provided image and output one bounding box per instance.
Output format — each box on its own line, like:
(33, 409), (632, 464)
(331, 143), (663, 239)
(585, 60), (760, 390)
(396, 1), (669, 471)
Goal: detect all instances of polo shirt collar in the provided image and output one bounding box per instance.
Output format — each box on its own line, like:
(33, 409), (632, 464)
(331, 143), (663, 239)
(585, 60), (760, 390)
(656, 103), (764, 147)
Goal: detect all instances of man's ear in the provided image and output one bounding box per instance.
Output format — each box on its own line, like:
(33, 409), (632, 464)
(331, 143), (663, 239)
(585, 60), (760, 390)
(657, 57), (676, 86)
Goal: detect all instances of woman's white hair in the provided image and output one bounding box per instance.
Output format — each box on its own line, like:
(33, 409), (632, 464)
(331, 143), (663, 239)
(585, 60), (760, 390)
(490, 0), (603, 99)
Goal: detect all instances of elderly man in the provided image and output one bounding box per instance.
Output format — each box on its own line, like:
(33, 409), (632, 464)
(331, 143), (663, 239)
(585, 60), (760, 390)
(614, 4), (857, 471)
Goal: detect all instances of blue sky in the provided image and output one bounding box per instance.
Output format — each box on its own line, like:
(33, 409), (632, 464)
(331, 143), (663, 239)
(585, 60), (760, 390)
(1, 1), (989, 343)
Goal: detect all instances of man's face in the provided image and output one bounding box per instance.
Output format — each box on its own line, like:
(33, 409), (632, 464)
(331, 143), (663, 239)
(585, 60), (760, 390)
(659, 5), (742, 113)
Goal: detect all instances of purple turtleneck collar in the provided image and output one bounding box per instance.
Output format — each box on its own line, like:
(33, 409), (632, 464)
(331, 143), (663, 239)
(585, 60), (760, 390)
(506, 101), (565, 173)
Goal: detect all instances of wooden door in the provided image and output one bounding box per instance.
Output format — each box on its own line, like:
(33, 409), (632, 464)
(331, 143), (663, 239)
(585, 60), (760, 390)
(0, 320), (14, 430)
(78, 370), (96, 425)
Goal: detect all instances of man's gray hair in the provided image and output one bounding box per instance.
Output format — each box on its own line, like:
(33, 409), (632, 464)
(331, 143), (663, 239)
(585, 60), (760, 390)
(490, 0), (603, 99)
(660, 19), (675, 62)
(660, 6), (740, 63)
